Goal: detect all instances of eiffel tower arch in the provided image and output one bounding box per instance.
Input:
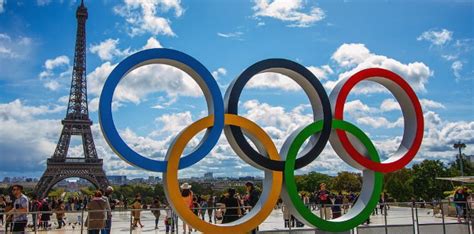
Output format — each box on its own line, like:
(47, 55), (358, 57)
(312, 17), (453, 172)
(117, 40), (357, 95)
(35, 0), (109, 199)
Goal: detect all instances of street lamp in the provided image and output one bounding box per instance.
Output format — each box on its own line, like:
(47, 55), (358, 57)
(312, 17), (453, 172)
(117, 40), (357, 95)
(453, 141), (466, 177)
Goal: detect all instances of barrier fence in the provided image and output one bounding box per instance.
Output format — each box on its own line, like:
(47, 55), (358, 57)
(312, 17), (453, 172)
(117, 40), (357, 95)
(0, 201), (472, 233)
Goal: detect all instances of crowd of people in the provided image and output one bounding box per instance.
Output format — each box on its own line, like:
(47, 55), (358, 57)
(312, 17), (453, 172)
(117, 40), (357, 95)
(0, 183), (471, 233)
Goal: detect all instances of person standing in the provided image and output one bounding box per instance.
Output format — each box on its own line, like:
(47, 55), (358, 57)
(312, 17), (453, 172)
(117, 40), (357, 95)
(316, 183), (331, 220)
(86, 191), (107, 234)
(55, 200), (66, 229)
(0, 195), (6, 227)
(101, 186), (113, 234)
(281, 202), (293, 228)
(8, 185), (29, 233)
(40, 199), (51, 230)
(5, 197), (13, 233)
(454, 187), (467, 223)
(199, 196), (208, 221)
(30, 195), (42, 231)
(150, 197), (161, 230)
(222, 188), (241, 223)
(245, 182), (260, 210)
(206, 196), (214, 223)
(245, 182), (260, 234)
(130, 197), (144, 228)
(180, 183), (194, 234)
(164, 204), (174, 233)
(332, 192), (343, 219)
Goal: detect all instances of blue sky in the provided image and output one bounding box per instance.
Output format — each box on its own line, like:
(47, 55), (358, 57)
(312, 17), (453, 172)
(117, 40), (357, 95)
(0, 0), (473, 179)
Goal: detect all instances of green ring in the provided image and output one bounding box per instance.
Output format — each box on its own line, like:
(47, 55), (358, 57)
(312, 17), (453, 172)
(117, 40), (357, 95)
(283, 119), (383, 232)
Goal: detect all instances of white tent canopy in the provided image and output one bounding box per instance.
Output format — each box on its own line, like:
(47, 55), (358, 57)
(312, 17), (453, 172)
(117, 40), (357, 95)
(436, 176), (474, 183)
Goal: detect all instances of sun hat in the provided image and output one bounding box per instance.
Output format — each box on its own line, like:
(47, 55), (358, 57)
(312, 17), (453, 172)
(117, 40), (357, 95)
(180, 182), (192, 190)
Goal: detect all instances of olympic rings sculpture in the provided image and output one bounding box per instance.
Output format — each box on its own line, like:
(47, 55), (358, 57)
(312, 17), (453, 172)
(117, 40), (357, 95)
(99, 48), (424, 233)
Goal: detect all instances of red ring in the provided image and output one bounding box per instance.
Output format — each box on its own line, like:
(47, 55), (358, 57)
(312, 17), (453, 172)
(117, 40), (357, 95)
(334, 68), (424, 173)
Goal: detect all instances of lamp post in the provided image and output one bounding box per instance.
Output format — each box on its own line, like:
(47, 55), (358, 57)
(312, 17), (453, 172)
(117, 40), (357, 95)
(453, 141), (466, 178)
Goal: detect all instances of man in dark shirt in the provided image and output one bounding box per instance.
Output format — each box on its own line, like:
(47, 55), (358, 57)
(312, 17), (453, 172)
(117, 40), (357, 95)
(245, 182), (260, 234)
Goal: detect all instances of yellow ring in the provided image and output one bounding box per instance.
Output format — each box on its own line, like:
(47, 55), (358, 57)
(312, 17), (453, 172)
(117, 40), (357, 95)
(163, 114), (283, 234)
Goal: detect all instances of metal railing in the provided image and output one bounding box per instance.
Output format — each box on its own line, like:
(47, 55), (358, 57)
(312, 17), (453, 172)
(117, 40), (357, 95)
(0, 201), (472, 233)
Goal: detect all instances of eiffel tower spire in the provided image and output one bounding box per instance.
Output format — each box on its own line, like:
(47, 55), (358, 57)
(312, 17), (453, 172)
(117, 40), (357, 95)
(35, 1), (109, 198)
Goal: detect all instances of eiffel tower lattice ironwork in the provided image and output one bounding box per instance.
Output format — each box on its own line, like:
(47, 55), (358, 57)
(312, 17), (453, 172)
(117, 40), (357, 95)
(35, 0), (109, 198)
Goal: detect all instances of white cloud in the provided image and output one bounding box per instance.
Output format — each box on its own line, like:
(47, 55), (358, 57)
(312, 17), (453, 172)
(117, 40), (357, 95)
(451, 60), (463, 79)
(253, 0), (325, 27)
(307, 65), (333, 80)
(217, 32), (243, 39)
(331, 43), (371, 68)
(420, 99), (445, 110)
(346, 99), (378, 115)
(0, 34), (32, 59)
(45, 55), (69, 70)
(417, 29), (453, 46)
(114, 0), (184, 37)
(0, 99), (65, 119)
(0, 100), (68, 174)
(420, 111), (474, 162)
(356, 116), (403, 129)
(329, 43), (432, 94)
(379, 98), (445, 113)
(87, 60), (202, 106)
(380, 98), (400, 112)
(212, 67), (227, 79)
(38, 55), (71, 91)
(152, 111), (193, 136)
(142, 36), (163, 49)
(247, 65), (333, 91)
(90, 38), (131, 61)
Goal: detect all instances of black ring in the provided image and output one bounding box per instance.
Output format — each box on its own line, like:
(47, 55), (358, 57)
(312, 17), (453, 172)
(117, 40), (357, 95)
(224, 58), (332, 171)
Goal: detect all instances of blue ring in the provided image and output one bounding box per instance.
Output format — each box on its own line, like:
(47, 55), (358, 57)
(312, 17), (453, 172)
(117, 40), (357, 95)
(98, 48), (224, 172)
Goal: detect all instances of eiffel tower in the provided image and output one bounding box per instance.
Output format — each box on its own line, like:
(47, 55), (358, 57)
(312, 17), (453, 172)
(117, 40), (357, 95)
(35, 0), (109, 198)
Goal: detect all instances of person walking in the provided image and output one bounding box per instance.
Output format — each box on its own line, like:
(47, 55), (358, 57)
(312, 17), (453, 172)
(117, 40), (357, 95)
(101, 186), (114, 234)
(86, 191), (107, 234)
(131, 197), (144, 228)
(222, 188), (241, 223)
(150, 197), (161, 230)
(8, 185), (29, 233)
(180, 183), (194, 234)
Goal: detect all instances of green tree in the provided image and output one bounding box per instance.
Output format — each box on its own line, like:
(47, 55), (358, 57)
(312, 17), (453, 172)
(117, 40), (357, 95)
(412, 160), (451, 201)
(295, 171), (332, 192)
(384, 168), (414, 202)
(331, 172), (362, 192)
(447, 157), (474, 177)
